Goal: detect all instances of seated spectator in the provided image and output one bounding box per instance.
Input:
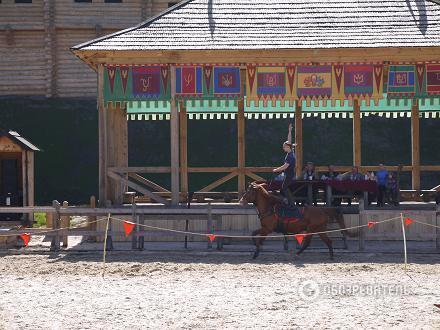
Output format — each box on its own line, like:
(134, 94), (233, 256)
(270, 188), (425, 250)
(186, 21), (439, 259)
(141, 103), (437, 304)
(322, 165), (342, 206)
(321, 165), (341, 180)
(348, 166), (363, 181)
(301, 162), (318, 181)
(300, 162), (318, 206)
(364, 172), (377, 206)
(385, 172), (399, 206)
(344, 166), (363, 206)
(376, 164), (388, 207)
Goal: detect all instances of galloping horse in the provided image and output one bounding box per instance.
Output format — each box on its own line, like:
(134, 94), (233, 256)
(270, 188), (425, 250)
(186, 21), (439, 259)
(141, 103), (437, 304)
(239, 182), (355, 259)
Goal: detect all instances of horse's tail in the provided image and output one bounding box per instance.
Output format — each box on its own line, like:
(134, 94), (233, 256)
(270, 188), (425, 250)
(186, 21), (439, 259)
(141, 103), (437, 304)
(331, 208), (358, 237)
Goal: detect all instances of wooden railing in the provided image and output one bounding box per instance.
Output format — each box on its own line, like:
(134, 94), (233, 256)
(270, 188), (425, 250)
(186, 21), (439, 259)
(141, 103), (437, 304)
(107, 165), (440, 203)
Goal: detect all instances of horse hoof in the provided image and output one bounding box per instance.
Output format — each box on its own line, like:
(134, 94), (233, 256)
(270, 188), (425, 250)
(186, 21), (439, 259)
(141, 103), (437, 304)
(252, 251), (260, 259)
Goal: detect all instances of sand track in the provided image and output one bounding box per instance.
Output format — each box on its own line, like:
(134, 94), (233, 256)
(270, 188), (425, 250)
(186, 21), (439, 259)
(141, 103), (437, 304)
(0, 252), (439, 329)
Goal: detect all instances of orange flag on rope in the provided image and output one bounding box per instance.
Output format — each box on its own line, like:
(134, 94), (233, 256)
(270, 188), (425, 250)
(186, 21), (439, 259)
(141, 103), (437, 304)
(295, 234), (306, 245)
(368, 221), (376, 229)
(207, 234), (216, 242)
(405, 218), (413, 226)
(20, 233), (31, 247)
(123, 221), (135, 237)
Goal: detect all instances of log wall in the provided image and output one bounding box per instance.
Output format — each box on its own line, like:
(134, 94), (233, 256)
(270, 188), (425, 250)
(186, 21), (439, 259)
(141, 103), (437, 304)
(0, 0), (177, 98)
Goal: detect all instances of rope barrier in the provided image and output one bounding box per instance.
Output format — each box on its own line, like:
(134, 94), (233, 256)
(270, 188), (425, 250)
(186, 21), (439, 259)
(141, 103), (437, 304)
(0, 216), (109, 238)
(109, 215), (403, 240)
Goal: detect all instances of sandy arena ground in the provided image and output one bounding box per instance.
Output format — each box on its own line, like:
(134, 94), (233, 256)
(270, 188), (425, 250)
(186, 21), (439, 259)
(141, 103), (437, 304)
(0, 251), (439, 329)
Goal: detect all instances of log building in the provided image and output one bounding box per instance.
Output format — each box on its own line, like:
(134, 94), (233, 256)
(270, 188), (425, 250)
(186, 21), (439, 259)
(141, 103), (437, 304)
(0, 0), (181, 98)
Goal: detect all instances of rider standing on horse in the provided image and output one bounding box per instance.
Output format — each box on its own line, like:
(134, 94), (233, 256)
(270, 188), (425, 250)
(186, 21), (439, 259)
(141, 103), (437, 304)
(273, 123), (296, 206)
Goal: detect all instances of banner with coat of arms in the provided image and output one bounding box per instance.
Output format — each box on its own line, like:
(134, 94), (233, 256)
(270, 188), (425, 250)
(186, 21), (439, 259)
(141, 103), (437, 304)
(103, 62), (440, 109)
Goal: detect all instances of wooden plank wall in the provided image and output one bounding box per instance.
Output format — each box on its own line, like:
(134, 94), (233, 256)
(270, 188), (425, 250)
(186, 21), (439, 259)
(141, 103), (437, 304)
(0, 0), (177, 98)
(97, 210), (438, 243)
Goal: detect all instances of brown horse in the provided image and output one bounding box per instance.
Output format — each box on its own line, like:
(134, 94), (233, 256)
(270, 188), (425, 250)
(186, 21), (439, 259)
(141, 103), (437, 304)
(239, 182), (355, 259)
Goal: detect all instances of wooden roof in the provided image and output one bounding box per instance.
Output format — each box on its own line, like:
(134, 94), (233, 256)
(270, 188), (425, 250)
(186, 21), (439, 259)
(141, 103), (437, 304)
(0, 130), (40, 152)
(72, 0), (440, 51)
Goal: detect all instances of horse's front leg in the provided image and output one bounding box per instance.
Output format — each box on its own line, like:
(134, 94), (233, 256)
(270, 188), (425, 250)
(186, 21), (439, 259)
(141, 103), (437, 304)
(252, 227), (271, 259)
(251, 229), (261, 246)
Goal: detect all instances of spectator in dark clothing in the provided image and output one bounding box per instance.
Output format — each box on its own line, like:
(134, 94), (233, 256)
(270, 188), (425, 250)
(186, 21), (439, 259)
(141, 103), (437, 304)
(321, 165), (340, 180)
(344, 166), (363, 206)
(376, 164), (388, 207)
(322, 165), (342, 206)
(300, 162), (318, 206)
(386, 172), (399, 206)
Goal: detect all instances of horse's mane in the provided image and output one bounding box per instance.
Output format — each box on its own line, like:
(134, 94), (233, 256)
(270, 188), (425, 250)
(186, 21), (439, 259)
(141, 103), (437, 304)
(253, 182), (282, 205)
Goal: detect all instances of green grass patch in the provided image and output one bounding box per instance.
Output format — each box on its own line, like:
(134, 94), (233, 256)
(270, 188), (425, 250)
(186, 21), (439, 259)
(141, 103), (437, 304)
(34, 213), (47, 228)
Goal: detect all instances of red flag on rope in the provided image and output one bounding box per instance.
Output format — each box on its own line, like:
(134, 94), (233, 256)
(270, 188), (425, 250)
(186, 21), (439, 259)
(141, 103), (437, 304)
(295, 234), (306, 245)
(405, 218), (413, 226)
(20, 233), (31, 247)
(207, 234), (216, 242)
(123, 221), (135, 237)
(368, 221), (377, 229)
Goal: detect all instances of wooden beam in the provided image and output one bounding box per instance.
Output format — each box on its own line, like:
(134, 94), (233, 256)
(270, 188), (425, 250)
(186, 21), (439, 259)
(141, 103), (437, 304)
(109, 166), (171, 174)
(75, 47), (440, 70)
(98, 64), (107, 206)
(170, 66), (180, 205)
(245, 171), (266, 182)
(237, 68), (246, 195)
(353, 99), (361, 167)
(179, 100), (188, 195)
(294, 101), (303, 176)
(108, 171), (169, 205)
(411, 101), (421, 191)
(199, 171), (238, 193)
(188, 167), (238, 173)
(128, 173), (170, 193)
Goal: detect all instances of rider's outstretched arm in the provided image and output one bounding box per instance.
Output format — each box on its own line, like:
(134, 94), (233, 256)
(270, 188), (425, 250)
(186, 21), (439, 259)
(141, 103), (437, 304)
(287, 123), (292, 144)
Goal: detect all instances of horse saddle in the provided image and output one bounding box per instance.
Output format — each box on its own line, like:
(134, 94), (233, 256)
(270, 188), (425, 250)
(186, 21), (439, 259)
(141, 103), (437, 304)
(275, 204), (304, 221)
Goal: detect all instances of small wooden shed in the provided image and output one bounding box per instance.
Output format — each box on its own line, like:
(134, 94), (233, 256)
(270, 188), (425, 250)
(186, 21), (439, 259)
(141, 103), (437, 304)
(0, 130), (39, 220)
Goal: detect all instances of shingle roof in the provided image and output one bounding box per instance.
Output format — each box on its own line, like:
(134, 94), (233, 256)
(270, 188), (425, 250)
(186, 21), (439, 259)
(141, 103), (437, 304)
(0, 130), (40, 151)
(72, 0), (440, 51)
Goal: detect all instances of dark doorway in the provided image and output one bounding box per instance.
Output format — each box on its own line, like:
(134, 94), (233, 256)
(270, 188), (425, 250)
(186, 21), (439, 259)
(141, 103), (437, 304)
(0, 157), (22, 220)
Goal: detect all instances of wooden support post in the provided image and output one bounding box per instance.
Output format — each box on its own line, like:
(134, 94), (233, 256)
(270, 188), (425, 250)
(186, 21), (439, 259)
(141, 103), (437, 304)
(411, 102), (421, 191)
(98, 65), (107, 207)
(353, 99), (361, 167)
(50, 200), (61, 252)
(436, 204), (440, 250)
(170, 66), (180, 205)
(106, 103), (128, 205)
(294, 101), (303, 177)
(87, 196), (97, 242)
(358, 198), (365, 251)
(237, 68), (246, 195)
(105, 200), (113, 251)
(179, 101), (188, 198)
(207, 203), (213, 249)
(61, 201), (69, 248)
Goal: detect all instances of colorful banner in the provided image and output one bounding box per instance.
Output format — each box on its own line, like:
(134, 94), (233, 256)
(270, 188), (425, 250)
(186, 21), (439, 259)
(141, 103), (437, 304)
(102, 62), (439, 110)
(256, 67), (286, 98)
(297, 65), (332, 100)
(426, 64), (440, 95)
(213, 67), (240, 96)
(132, 66), (162, 98)
(344, 65), (373, 97)
(176, 66), (203, 97)
(387, 65), (416, 98)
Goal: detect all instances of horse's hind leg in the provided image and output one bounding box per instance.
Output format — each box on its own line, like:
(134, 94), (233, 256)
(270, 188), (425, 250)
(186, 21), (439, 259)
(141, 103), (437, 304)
(319, 233), (334, 260)
(296, 234), (313, 256)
